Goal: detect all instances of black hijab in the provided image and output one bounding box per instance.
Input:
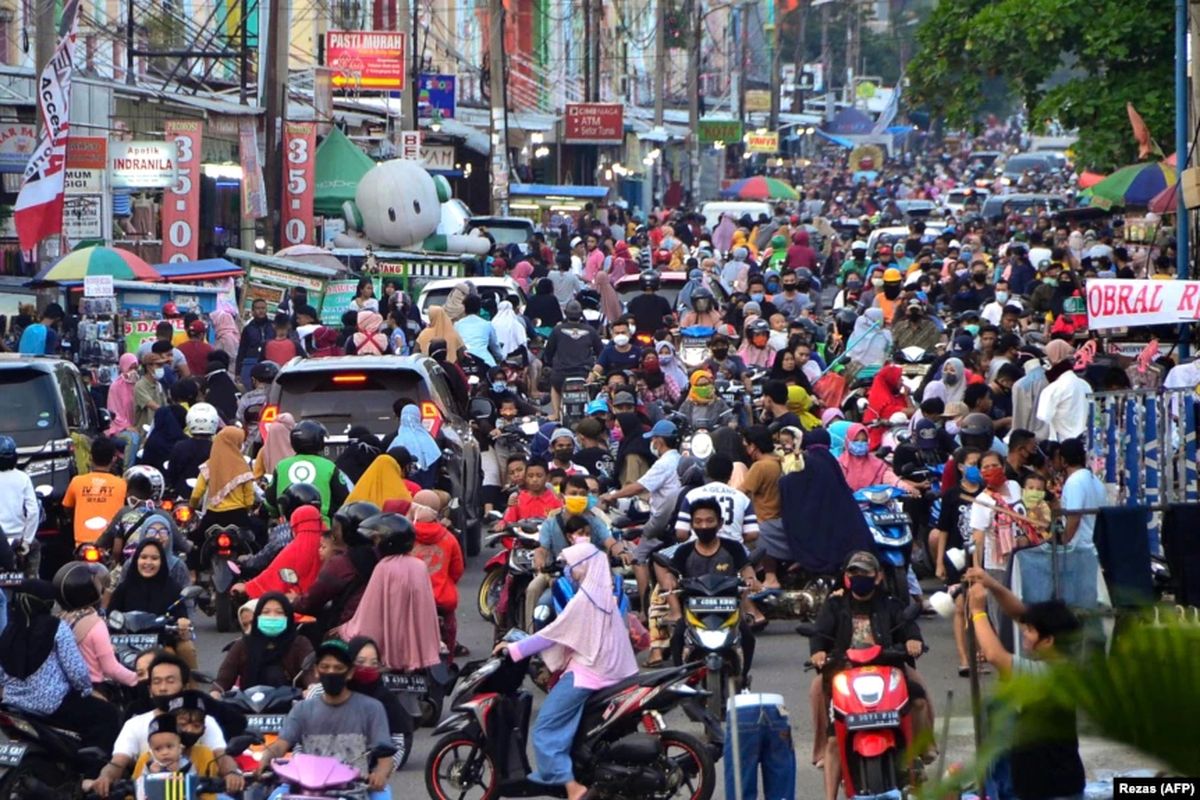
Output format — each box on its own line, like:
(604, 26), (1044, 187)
(141, 404), (187, 471)
(770, 355), (814, 393)
(242, 592), (299, 687)
(0, 580), (59, 679)
(614, 412), (651, 478)
(109, 539), (184, 615)
(335, 426), (383, 484)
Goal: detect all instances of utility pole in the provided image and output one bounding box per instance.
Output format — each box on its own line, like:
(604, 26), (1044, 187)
(488, 0), (509, 214)
(792, 0), (807, 113)
(687, 0), (700, 204)
(653, 0), (666, 127)
(262, 0), (288, 248)
(738, 1), (749, 124)
(397, 0), (412, 131)
(768, 0), (780, 130)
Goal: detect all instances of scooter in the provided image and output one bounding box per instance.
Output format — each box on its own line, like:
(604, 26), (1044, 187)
(425, 634), (717, 800)
(255, 746), (397, 800)
(855, 485), (914, 601)
(107, 584), (205, 669)
(478, 518), (543, 635)
(667, 570), (746, 722)
(198, 523), (257, 632)
(224, 685), (302, 773)
(0, 713), (107, 798)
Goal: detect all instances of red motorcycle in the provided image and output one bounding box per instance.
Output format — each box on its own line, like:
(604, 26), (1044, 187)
(476, 517), (544, 635)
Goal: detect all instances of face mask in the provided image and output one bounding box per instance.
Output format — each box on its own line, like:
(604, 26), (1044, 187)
(693, 384), (714, 400)
(871, 278), (885, 289)
(553, 447), (573, 462)
(848, 440), (870, 457)
(750, 292), (764, 303)
(710, 347), (728, 359)
(848, 574), (876, 596)
(1022, 489), (1045, 507)
(152, 692), (181, 712)
(766, 282), (780, 294)
(586, 494), (599, 511)
(563, 495), (588, 515)
(943, 372), (960, 386)
(491, 381), (507, 394)
(658, 352), (673, 364)
(319, 672), (348, 696)
(352, 666), (381, 685)
(963, 465), (983, 485)
(995, 291), (1009, 303)
(123, 371), (138, 384)
(179, 731), (202, 748)
(981, 465), (1007, 489)
(613, 334), (631, 347)
(693, 526), (720, 545)
(1043, 277), (1058, 287)
(256, 615), (288, 637)
(153, 367), (165, 380)
(883, 285), (901, 300)
(782, 284), (798, 294)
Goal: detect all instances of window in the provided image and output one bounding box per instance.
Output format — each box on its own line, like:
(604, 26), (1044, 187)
(0, 370), (68, 446)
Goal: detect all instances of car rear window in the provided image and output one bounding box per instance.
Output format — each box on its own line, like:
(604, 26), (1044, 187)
(473, 225), (531, 246)
(276, 369), (429, 436)
(423, 286), (517, 311)
(0, 370), (67, 446)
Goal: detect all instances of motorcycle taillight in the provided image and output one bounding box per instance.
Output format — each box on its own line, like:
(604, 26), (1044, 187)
(217, 532), (233, 555)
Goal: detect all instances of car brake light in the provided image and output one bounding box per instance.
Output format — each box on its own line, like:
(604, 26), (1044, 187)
(333, 374), (367, 384)
(420, 401), (443, 437)
(260, 405), (279, 424)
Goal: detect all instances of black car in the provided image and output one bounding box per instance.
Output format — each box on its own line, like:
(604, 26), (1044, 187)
(263, 355), (486, 554)
(981, 193), (1067, 222)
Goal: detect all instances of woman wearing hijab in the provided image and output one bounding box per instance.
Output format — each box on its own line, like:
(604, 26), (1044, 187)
(140, 404), (188, 473)
(409, 491), (465, 655)
(442, 281), (474, 322)
(209, 310), (240, 366)
(594, 271), (622, 327)
(499, 542), (638, 800)
(336, 518), (442, 672)
(676, 268), (705, 312)
(511, 260), (534, 291)
(235, 505), (325, 599)
(203, 351), (239, 422)
(308, 326), (345, 358)
(56, 563), (138, 687)
(923, 356), (967, 406)
(654, 341), (689, 392)
(786, 385), (822, 431)
(636, 350), (681, 407)
(845, 307), (892, 379)
(335, 426), (384, 484)
(253, 412), (296, 480)
(525, 278), (564, 330)
(348, 310), (389, 356)
(0, 580), (120, 751)
(191, 426), (256, 532)
(838, 423), (910, 492)
(770, 349), (813, 392)
(712, 213), (736, 255)
(344, 637), (416, 769)
(862, 364), (912, 450)
(390, 404), (441, 489)
(213, 592), (313, 691)
(610, 241), (633, 281)
(107, 352), (143, 463)
(492, 300), (528, 358)
(613, 412), (652, 486)
(347, 453), (413, 507)
(677, 369), (731, 429)
(109, 539), (187, 616)
(415, 306), (465, 363)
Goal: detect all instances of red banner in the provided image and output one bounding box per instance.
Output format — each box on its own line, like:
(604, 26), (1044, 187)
(563, 103), (624, 144)
(325, 30), (406, 90)
(160, 120), (203, 262)
(280, 122), (316, 247)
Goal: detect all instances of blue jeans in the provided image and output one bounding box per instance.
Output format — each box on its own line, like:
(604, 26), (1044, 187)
(723, 703), (796, 800)
(530, 671), (591, 785)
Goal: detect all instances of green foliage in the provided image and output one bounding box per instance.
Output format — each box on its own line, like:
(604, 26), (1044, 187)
(907, 0), (1173, 170)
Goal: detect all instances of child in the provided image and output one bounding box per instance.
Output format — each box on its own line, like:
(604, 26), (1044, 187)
(546, 467), (568, 496)
(131, 712), (217, 799)
(499, 460), (562, 526)
(410, 490), (466, 655)
(501, 456), (527, 508)
(1015, 472), (1051, 550)
(776, 426), (804, 474)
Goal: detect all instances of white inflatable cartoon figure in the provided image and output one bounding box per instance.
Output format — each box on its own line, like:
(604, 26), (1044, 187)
(334, 159), (489, 255)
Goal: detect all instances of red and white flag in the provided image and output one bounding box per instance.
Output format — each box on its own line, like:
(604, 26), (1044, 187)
(15, 0), (80, 253)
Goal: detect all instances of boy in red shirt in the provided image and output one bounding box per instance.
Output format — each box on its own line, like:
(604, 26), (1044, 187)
(499, 460), (562, 525)
(409, 490), (466, 655)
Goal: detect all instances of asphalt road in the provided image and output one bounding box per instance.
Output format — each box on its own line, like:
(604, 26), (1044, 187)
(194, 546), (1150, 799)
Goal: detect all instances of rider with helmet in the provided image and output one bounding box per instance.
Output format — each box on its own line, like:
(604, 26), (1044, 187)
(738, 318), (775, 369)
(873, 266), (906, 325)
(97, 465), (189, 568)
(164, 402), (219, 499)
(837, 240), (870, 286)
(291, 501), (382, 636)
(239, 482), (323, 577)
(263, 420), (353, 524)
(0, 434), (39, 577)
(543, 300), (604, 422)
(626, 271), (674, 337)
(54, 561), (138, 686)
(679, 286), (722, 329)
(236, 360), (280, 446)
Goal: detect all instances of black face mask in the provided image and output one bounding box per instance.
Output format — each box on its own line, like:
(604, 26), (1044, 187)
(552, 447), (573, 462)
(320, 672), (348, 696)
(152, 692), (181, 712)
(883, 285), (901, 300)
(711, 347), (729, 359)
(693, 526), (720, 545)
(782, 283), (798, 294)
(179, 731), (202, 748)
(848, 574), (877, 597)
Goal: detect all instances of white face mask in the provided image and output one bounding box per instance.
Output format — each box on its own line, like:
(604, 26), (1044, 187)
(612, 334), (630, 347)
(153, 367), (165, 380)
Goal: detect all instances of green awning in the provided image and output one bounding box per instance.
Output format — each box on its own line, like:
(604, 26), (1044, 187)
(314, 127), (376, 217)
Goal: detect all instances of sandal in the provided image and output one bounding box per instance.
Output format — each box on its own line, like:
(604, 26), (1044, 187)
(958, 666), (970, 677)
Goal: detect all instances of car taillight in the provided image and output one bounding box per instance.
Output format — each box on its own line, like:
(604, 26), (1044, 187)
(259, 404), (279, 444)
(333, 374), (368, 384)
(420, 401), (443, 437)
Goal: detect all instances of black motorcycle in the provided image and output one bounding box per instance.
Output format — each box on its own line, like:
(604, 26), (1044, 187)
(198, 523), (257, 632)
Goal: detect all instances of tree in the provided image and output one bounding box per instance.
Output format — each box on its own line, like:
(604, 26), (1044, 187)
(906, 0), (1173, 170)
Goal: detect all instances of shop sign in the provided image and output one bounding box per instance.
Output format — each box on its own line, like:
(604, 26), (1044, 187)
(417, 73), (456, 119)
(0, 124), (36, 174)
(422, 145), (455, 170)
(745, 90), (772, 113)
(1086, 278), (1200, 330)
(161, 120), (203, 262)
(241, 265), (326, 319)
(109, 141), (177, 188)
(564, 103), (624, 144)
(746, 131), (780, 153)
(698, 119), (744, 145)
(326, 30), (407, 90)
(281, 122), (317, 247)
(123, 318), (184, 353)
(399, 130), (421, 161)
(64, 136), (106, 193)
(63, 195), (103, 242)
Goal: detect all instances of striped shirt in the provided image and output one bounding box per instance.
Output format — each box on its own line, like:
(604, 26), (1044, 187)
(675, 481), (758, 544)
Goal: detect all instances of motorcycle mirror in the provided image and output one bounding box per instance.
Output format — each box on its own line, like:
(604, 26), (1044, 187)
(181, 584), (205, 600)
(279, 568), (299, 585)
(107, 610), (125, 629)
(225, 733), (264, 757)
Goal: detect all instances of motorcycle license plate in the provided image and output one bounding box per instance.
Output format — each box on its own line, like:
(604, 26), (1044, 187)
(245, 715), (287, 733)
(383, 672), (428, 693)
(687, 596), (739, 613)
(0, 572), (23, 587)
(510, 548), (534, 569)
(0, 742), (26, 767)
(563, 392), (589, 404)
(873, 513), (910, 526)
(111, 634), (160, 649)
(845, 710), (900, 730)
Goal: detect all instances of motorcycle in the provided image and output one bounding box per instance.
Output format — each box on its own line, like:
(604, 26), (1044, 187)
(855, 485), (915, 602)
(893, 345), (937, 396)
(224, 685), (302, 773)
(382, 659), (459, 729)
(425, 634), (717, 800)
(249, 745), (396, 800)
(666, 569), (746, 722)
(197, 523), (257, 632)
(477, 518), (543, 634)
(107, 584), (204, 669)
(560, 377), (591, 429)
(0, 712), (107, 799)
(678, 326), (715, 371)
(748, 571), (834, 623)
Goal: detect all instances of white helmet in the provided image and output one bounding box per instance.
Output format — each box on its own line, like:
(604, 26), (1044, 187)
(851, 240), (867, 252)
(122, 465), (165, 501)
(186, 402), (220, 436)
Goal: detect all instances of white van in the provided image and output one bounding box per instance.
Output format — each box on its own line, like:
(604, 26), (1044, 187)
(700, 201), (773, 231)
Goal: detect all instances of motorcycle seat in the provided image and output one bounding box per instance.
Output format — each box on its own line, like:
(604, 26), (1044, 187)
(585, 666), (686, 709)
(0, 704), (82, 743)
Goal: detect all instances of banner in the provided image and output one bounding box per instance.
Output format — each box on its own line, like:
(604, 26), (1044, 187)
(325, 30), (406, 90)
(280, 122), (316, 247)
(698, 119), (744, 145)
(745, 131), (780, 153)
(161, 120), (203, 262)
(871, 83), (901, 135)
(417, 73), (456, 119)
(65, 136), (106, 193)
(1085, 278), (1200, 330)
(14, 0), (80, 252)
(239, 118), (267, 219)
(563, 103), (624, 144)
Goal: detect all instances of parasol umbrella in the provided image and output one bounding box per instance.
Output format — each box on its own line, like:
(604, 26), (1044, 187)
(275, 244), (348, 272)
(720, 176), (800, 200)
(1148, 184), (1178, 215)
(1088, 161), (1176, 207)
(34, 246), (160, 282)
(1077, 170), (1106, 189)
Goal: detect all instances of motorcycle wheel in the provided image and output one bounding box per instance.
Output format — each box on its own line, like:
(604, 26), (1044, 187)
(653, 730), (716, 800)
(477, 567), (504, 622)
(0, 756), (84, 800)
(425, 734), (498, 800)
(419, 695), (443, 727)
(857, 751), (897, 796)
(214, 590), (236, 633)
(704, 669), (726, 723)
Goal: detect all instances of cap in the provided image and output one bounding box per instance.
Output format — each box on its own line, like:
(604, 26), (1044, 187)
(643, 419), (678, 439)
(315, 639), (354, 665)
(584, 398), (609, 416)
(877, 244), (893, 255)
(148, 714), (179, 738)
(943, 401), (969, 419)
(167, 690), (208, 714)
(570, 236), (583, 248)
(845, 550), (881, 573)
(851, 240), (867, 251)
(549, 427), (575, 445)
(188, 320), (207, 334)
(906, 297), (924, 310)
(914, 418), (940, 449)
(948, 239), (962, 249)
(612, 390), (637, 407)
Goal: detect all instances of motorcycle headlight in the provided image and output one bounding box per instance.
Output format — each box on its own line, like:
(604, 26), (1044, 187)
(695, 628), (732, 650)
(864, 489), (891, 505)
(852, 674), (885, 707)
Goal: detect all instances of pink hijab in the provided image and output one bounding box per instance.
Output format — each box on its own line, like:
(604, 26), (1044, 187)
(106, 353), (140, 435)
(595, 271), (622, 325)
(511, 260), (534, 291)
(610, 242), (632, 281)
(531, 542), (637, 680)
(337, 553), (443, 671)
(260, 412), (296, 474)
(352, 311), (388, 355)
(210, 310), (240, 361)
(836, 423), (897, 491)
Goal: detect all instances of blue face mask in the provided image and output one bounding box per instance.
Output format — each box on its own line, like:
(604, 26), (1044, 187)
(750, 293), (764, 303)
(964, 465), (983, 485)
(491, 381), (507, 394)
(766, 281), (780, 293)
(848, 440), (870, 457)
(586, 494), (598, 511)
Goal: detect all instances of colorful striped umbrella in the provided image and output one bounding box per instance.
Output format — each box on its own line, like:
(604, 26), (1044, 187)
(720, 176), (800, 200)
(1087, 161), (1176, 207)
(1148, 184), (1178, 215)
(34, 246), (161, 282)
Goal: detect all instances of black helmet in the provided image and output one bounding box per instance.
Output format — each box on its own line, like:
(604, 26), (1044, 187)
(361, 513), (416, 557)
(0, 434), (17, 470)
(333, 501), (381, 546)
(54, 561), (109, 611)
(279, 482), (323, 519)
(958, 412), (994, 448)
(641, 271), (661, 291)
(691, 287), (714, 312)
(748, 319), (770, 337)
(564, 300), (584, 322)
(290, 420), (327, 455)
(251, 361), (280, 384)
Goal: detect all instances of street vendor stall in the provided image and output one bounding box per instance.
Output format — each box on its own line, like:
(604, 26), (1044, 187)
(325, 248), (475, 322)
(224, 248), (341, 320)
(507, 183), (611, 232)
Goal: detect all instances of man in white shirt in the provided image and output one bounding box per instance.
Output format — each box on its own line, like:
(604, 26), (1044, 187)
(1035, 340), (1090, 442)
(0, 435), (39, 573)
(675, 454), (758, 545)
(1059, 439), (1106, 551)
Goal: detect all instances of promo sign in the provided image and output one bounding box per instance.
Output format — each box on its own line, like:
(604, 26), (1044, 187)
(698, 119), (744, 145)
(0, 124), (37, 174)
(160, 120), (203, 263)
(239, 119), (267, 219)
(109, 141), (177, 188)
(326, 30), (407, 90)
(63, 195), (102, 241)
(281, 122), (316, 247)
(417, 73), (456, 119)
(65, 136), (106, 194)
(1085, 278), (1200, 330)
(563, 103), (624, 144)
(745, 131), (780, 153)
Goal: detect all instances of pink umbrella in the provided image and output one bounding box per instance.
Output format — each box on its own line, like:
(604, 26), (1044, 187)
(1148, 183), (1178, 215)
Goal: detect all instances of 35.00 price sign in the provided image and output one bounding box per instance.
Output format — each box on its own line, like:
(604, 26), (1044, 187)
(280, 122), (316, 248)
(161, 120), (203, 262)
